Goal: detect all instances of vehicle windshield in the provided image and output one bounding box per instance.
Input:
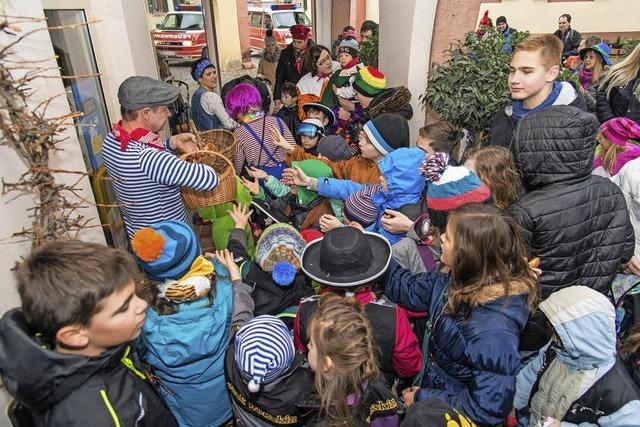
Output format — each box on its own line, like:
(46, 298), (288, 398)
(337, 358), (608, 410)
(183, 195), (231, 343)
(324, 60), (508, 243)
(272, 12), (311, 28)
(159, 13), (203, 31)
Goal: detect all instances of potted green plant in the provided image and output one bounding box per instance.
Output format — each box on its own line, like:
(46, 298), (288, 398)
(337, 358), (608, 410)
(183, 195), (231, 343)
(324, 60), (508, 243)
(420, 28), (529, 147)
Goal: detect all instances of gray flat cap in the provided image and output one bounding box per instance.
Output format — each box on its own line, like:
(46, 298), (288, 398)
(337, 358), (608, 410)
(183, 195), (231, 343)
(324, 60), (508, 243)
(117, 76), (179, 111)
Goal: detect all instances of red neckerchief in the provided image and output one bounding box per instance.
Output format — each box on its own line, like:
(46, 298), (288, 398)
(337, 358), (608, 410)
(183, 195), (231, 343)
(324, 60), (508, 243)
(316, 72), (331, 81)
(112, 120), (165, 152)
(294, 44), (309, 75)
(341, 56), (360, 70)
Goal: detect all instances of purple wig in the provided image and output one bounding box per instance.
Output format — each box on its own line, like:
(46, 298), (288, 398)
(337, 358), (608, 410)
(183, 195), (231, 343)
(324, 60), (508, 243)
(224, 82), (263, 120)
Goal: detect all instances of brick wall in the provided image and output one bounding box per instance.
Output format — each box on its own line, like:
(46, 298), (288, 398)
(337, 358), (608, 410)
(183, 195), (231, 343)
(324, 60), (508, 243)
(236, 0), (252, 67)
(425, 0), (482, 124)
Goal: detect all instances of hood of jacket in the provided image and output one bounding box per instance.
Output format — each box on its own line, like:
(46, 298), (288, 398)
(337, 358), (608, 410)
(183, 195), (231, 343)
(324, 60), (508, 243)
(504, 81), (587, 118)
(539, 286), (616, 370)
(367, 86), (413, 120)
(512, 105), (599, 190)
(375, 147), (425, 209)
(462, 280), (532, 332)
(0, 308), (130, 411)
(140, 257), (232, 379)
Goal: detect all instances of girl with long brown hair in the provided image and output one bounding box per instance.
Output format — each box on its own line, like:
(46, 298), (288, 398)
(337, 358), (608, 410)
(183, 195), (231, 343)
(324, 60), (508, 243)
(307, 294), (399, 426)
(384, 203), (538, 426)
(465, 146), (523, 209)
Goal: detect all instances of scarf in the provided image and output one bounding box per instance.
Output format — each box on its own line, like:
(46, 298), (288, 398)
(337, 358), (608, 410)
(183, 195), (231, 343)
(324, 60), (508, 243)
(341, 56), (361, 70)
(512, 81), (563, 124)
(579, 67), (594, 91)
(294, 45), (309, 75)
(593, 142), (640, 176)
(157, 255), (214, 303)
(315, 71), (331, 80)
(112, 120), (165, 152)
(263, 45), (282, 63)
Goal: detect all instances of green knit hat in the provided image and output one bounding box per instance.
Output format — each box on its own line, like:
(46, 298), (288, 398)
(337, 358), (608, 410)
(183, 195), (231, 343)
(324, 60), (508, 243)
(292, 160), (333, 207)
(353, 66), (387, 97)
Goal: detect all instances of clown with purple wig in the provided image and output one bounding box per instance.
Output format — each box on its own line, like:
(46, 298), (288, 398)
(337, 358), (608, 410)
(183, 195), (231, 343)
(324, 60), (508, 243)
(225, 82), (296, 179)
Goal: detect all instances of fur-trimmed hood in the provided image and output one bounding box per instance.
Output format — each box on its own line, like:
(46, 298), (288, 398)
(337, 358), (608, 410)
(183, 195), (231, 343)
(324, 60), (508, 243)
(366, 86), (413, 121)
(467, 280), (533, 307)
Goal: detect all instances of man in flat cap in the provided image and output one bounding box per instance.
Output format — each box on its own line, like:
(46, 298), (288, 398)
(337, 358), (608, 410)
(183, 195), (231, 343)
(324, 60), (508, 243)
(102, 76), (219, 239)
(274, 24), (313, 111)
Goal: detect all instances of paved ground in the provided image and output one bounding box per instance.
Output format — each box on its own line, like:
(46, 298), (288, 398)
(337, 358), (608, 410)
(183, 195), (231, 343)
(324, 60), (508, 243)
(167, 54), (260, 103)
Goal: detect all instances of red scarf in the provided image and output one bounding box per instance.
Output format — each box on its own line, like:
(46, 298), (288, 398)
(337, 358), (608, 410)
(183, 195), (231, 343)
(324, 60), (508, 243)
(342, 56), (360, 70)
(294, 45), (309, 75)
(112, 120), (165, 152)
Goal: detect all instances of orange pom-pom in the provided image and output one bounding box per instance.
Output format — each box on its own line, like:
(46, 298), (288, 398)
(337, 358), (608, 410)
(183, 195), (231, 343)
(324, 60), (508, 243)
(131, 228), (165, 262)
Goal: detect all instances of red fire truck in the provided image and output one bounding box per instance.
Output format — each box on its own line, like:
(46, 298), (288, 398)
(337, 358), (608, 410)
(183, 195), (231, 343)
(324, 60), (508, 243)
(153, 5), (207, 62)
(248, 3), (312, 51)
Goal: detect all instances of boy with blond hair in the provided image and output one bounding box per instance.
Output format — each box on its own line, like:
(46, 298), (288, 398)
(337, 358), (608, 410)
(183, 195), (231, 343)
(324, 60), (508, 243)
(487, 33), (587, 149)
(0, 240), (177, 426)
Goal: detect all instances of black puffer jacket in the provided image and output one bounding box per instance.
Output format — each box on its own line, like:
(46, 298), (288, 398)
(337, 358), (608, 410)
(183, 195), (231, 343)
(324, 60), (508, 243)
(595, 71), (640, 124)
(507, 106), (635, 298)
(0, 309), (177, 426)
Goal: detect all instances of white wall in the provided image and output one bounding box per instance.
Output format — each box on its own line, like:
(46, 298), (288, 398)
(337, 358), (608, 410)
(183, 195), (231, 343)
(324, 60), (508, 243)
(314, 0), (334, 48)
(379, 0), (437, 144)
(478, 0), (640, 35)
(365, 0), (379, 22)
(0, 0), (108, 423)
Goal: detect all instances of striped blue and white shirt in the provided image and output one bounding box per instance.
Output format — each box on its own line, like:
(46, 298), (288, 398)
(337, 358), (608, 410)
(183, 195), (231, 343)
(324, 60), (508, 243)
(102, 132), (218, 239)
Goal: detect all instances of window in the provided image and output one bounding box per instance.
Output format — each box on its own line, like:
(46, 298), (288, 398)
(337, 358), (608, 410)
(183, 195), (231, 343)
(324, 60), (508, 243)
(159, 12), (203, 30)
(273, 12), (311, 28)
(264, 15), (272, 30)
(147, 0), (169, 13)
(250, 12), (263, 28)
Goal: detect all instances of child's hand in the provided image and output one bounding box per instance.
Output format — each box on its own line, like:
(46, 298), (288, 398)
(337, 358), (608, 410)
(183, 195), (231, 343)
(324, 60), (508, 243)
(241, 176), (261, 196)
(401, 386), (420, 408)
(332, 83), (338, 94)
(319, 214), (342, 233)
(541, 417), (561, 427)
(247, 166), (269, 180)
(338, 107), (351, 121)
(227, 203), (253, 229)
(270, 125), (294, 152)
(283, 166), (311, 187)
(347, 220), (365, 231)
(381, 209), (413, 234)
(623, 255), (640, 276)
(337, 96), (356, 112)
(214, 249), (241, 281)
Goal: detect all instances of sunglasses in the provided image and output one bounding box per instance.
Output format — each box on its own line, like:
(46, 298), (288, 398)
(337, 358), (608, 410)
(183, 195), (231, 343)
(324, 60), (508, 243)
(296, 122), (324, 138)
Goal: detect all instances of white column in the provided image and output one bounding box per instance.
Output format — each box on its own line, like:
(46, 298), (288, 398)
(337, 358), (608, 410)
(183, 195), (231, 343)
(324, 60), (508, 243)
(379, 0), (438, 144)
(313, 0), (333, 49)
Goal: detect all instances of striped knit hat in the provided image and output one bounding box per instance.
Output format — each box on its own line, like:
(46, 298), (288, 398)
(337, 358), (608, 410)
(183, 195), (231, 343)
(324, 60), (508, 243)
(344, 185), (379, 227)
(131, 220), (200, 281)
(353, 66), (386, 97)
(362, 113), (409, 155)
(601, 117), (640, 146)
(422, 153), (491, 228)
(255, 223), (306, 286)
(235, 315), (295, 393)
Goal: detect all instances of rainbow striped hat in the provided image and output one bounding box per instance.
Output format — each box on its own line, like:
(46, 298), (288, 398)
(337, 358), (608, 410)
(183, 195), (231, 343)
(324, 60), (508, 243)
(353, 66), (386, 97)
(423, 153), (491, 212)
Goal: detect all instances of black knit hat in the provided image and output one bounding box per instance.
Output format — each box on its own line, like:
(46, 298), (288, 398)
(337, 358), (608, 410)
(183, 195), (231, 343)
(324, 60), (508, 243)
(362, 113), (410, 155)
(496, 16), (507, 25)
(401, 397), (475, 427)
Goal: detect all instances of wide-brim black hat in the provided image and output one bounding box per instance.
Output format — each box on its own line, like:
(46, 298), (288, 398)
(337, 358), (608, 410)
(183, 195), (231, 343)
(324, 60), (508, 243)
(302, 102), (335, 128)
(301, 227), (391, 288)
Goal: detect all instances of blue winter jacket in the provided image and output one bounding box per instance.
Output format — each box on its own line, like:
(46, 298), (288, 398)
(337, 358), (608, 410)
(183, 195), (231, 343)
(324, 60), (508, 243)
(138, 257), (233, 426)
(317, 147), (425, 243)
(384, 258), (530, 426)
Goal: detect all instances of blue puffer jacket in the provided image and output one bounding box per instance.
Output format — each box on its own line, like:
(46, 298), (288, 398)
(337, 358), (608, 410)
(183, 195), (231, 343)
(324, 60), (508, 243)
(138, 257), (233, 427)
(384, 258), (531, 426)
(317, 147), (425, 243)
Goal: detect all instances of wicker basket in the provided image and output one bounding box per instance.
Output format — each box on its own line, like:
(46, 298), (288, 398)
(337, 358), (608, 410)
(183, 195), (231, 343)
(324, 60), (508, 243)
(181, 150), (237, 208)
(191, 121), (236, 171)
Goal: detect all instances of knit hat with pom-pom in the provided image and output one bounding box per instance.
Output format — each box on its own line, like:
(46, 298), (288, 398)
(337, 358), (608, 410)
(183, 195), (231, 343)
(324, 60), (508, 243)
(422, 152), (491, 229)
(130, 220), (200, 282)
(255, 223), (306, 286)
(353, 66), (386, 97)
(235, 315), (295, 393)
